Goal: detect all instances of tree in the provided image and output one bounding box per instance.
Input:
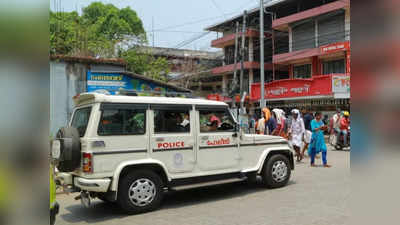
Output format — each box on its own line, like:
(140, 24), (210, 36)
(121, 48), (170, 82)
(50, 2), (170, 82)
(50, 2), (146, 57)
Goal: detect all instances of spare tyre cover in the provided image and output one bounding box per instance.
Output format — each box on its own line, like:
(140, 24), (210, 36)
(56, 127), (81, 172)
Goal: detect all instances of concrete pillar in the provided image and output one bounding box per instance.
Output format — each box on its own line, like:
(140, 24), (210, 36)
(345, 8), (350, 41)
(249, 69), (254, 96)
(249, 37), (254, 62)
(315, 20), (319, 47)
(222, 74), (228, 94)
(289, 65), (294, 79)
(288, 26), (293, 52)
(312, 56), (320, 76)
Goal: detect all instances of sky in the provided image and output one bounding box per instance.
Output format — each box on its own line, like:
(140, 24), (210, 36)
(50, 0), (261, 52)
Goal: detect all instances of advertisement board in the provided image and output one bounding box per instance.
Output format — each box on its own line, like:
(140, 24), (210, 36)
(87, 71), (167, 95)
(251, 75), (332, 100)
(332, 74), (350, 99)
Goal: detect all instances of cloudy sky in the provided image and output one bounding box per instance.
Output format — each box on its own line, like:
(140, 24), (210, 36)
(50, 0), (261, 51)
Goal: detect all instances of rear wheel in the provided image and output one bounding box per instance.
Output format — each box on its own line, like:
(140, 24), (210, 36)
(261, 154), (291, 188)
(117, 170), (164, 214)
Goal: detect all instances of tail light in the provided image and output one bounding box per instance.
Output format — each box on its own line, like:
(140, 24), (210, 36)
(82, 153), (93, 173)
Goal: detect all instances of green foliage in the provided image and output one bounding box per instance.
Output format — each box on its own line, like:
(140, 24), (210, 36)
(50, 2), (170, 82)
(50, 2), (146, 57)
(121, 49), (170, 82)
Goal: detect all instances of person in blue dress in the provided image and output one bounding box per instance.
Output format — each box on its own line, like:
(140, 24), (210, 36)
(308, 112), (332, 168)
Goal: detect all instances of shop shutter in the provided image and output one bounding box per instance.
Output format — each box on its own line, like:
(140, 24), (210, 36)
(318, 11), (345, 46)
(292, 20), (315, 51)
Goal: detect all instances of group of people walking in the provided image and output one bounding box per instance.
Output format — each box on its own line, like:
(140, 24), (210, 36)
(254, 107), (341, 168)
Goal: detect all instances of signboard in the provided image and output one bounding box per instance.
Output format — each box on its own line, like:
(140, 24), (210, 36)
(87, 71), (167, 95)
(332, 75), (350, 99)
(320, 41), (350, 54)
(250, 75), (332, 100)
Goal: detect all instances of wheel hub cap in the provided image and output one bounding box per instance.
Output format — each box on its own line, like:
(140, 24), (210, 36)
(272, 161), (288, 182)
(128, 178), (156, 207)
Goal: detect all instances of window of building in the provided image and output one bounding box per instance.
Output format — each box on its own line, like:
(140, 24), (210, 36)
(98, 108), (146, 135)
(323, 59), (345, 74)
(154, 108), (190, 133)
(293, 64), (311, 78)
(199, 109), (235, 133)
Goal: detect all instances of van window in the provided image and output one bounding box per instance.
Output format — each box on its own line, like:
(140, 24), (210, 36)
(199, 109), (235, 133)
(98, 109), (146, 135)
(154, 109), (190, 133)
(71, 107), (92, 137)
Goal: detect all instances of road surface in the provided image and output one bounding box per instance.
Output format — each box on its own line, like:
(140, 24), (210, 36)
(56, 147), (350, 225)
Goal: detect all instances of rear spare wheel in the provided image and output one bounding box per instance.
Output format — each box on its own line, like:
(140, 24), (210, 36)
(55, 127), (81, 172)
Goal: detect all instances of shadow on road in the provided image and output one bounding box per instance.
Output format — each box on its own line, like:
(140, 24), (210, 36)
(60, 180), (296, 224)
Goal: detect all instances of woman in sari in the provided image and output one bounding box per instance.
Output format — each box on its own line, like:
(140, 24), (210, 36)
(308, 112), (332, 167)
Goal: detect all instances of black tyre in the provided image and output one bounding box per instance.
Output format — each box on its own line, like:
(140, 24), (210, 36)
(117, 170), (164, 214)
(261, 154), (291, 188)
(55, 127), (81, 172)
(97, 193), (116, 203)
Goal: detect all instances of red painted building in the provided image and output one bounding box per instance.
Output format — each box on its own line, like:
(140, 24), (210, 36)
(206, 0), (350, 112)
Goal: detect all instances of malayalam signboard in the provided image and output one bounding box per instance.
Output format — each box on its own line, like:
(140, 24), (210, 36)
(250, 75), (332, 100)
(87, 71), (167, 95)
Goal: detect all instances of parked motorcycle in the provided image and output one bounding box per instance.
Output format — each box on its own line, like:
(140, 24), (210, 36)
(335, 129), (350, 150)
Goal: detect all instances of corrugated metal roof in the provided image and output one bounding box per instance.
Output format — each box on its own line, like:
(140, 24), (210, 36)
(50, 55), (126, 66)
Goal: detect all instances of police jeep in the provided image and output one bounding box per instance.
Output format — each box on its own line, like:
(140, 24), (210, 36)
(52, 92), (294, 214)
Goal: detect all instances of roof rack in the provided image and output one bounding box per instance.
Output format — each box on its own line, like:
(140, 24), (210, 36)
(115, 89), (193, 98)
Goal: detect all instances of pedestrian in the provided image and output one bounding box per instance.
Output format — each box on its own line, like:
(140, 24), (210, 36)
(288, 109), (305, 162)
(339, 111), (350, 147)
(301, 109), (314, 158)
(256, 108), (276, 135)
(265, 108), (277, 135)
(308, 112), (331, 167)
(331, 109), (342, 145)
(272, 108), (286, 137)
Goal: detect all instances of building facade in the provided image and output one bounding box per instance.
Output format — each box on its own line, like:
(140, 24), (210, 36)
(205, 0), (350, 114)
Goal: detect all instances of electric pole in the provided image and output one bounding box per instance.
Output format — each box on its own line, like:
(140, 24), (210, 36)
(152, 16), (155, 47)
(231, 21), (240, 108)
(240, 10), (247, 110)
(260, 0), (265, 108)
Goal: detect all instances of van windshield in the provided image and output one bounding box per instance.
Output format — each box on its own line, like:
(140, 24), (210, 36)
(71, 107), (92, 137)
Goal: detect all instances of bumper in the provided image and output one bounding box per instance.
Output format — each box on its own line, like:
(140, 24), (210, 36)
(74, 177), (111, 192)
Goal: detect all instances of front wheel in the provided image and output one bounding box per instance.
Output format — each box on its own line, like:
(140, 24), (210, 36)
(261, 154), (291, 188)
(117, 170), (164, 214)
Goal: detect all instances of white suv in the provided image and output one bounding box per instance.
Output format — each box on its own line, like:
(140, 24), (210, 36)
(53, 93), (294, 214)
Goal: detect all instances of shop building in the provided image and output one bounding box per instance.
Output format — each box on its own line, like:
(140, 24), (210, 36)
(50, 55), (190, 135)
(251, 0), (351, 113)
(204, 0), (350, 114)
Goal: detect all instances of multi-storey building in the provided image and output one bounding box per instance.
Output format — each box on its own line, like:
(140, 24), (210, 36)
(206, 0), (350, 113)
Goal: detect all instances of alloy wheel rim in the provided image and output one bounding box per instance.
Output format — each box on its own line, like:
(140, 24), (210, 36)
(128, 178), (156, 207)
(271, 160), (288, 182)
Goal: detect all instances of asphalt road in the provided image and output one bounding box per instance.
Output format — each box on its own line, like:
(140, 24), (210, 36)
(56, 147), (350, 225)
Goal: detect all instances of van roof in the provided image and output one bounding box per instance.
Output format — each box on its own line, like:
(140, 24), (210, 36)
(74, 92), (228, 107)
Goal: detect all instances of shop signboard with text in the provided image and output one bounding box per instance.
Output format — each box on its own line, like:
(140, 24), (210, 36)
(87, 71), (167, 95)
(250, 75), (333, 100)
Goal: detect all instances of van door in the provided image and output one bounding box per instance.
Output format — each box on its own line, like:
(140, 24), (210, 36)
(150, 104), (195, 174)
(196, 106), (240, 172)
(94, 103), (149, 173)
